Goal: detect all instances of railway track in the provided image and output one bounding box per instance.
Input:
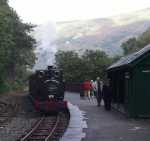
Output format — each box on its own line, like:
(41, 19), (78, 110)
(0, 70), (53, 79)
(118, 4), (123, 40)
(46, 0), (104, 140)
(0, 102), (8, 113)
(18, 112), (69, 141)
(0, 101), (18, 125)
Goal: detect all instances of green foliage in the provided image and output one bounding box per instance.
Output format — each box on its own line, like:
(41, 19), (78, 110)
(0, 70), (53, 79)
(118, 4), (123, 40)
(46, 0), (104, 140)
(55, 50), (112, 83)
(55, 51), (83, 83)
(138, 29), (150, 47)
(0, 0), (36, 93)
(0, 0), (7, 5)
(121, 29), (150, 55)
(121, 38), (137, 55)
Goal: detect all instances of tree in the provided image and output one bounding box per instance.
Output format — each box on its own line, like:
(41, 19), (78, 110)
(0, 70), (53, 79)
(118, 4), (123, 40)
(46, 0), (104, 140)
(121, 29), (150, 55)
(82, 50), (112, 80)
(0, 0), (36, 92)
(121, 38), (137, 55)
(55, 50), (112, 84)
(138, 29), (150, 47)
(55, 51), (84, 83)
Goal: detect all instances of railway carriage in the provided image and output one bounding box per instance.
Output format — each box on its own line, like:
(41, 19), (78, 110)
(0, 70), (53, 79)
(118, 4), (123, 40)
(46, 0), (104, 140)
(29, 66), (67, 113)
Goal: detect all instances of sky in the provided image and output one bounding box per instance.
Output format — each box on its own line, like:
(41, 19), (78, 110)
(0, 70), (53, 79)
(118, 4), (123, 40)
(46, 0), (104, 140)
(9, 0), (150, 25)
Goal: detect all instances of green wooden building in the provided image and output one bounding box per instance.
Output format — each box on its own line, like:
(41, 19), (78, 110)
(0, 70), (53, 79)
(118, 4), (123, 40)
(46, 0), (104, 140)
(107, 44), (150, 118)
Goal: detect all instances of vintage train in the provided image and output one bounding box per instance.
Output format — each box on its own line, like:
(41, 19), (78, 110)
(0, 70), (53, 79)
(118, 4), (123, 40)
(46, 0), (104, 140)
(29, 66), (67, 113)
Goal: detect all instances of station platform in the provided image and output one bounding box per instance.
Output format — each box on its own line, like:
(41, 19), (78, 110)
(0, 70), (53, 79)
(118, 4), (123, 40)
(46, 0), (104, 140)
(64, 92), (150, 141)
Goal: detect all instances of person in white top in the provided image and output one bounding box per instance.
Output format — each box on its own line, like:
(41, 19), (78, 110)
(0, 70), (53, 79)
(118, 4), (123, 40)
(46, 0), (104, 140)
(91, 80), (96, 97)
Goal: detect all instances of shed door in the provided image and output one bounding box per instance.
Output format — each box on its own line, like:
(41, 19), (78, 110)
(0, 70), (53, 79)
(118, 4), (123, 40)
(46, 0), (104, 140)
(135, 66), (150, 116)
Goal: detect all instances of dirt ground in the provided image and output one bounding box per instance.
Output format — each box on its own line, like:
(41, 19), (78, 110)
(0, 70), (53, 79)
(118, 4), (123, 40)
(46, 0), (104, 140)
(0, 92), (40, 141)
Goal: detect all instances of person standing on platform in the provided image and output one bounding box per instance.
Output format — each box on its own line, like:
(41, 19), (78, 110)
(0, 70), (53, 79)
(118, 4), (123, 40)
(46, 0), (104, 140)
(83, 79), (92, 101)
(96, 77), (104, 106)
(90, 80), (96, 102)
(103, 80), (112, 111)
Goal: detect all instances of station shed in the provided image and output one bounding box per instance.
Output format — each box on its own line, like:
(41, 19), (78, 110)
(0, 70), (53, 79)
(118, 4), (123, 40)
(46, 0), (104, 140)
(107, 44), (150, 118)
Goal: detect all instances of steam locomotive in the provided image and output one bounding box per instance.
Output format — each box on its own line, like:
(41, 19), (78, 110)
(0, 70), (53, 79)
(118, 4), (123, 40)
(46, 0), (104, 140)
(29, 66), (67, 113)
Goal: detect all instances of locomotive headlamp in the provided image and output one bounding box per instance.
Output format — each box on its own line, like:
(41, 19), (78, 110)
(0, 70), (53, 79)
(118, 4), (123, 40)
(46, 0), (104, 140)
(48, 95), (54, 99)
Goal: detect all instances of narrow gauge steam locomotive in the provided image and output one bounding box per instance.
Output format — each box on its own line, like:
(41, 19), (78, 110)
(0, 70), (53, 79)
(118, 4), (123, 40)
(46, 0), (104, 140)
(29, 66), (67, 113)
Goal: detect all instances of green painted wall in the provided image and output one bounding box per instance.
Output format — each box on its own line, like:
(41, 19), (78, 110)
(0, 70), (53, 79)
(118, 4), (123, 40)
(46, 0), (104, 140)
(131, 55), (150, 117)
(124, 70), (136, 117)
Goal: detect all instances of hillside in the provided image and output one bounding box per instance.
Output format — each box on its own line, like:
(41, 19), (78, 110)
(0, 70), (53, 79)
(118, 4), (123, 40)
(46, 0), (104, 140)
(56, 8), (150, 56)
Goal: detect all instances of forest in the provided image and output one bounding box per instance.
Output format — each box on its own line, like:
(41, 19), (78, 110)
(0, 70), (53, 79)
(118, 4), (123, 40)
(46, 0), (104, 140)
(0, 0), (35, 92)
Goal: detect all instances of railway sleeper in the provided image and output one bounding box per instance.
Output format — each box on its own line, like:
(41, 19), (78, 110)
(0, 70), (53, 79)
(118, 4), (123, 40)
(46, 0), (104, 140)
(28, 135), (47, 140)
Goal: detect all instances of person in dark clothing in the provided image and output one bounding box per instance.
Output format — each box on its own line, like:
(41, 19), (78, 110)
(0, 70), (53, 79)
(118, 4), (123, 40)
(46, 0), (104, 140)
(96, 77), (104, 106)
(103, 81), (112, 111)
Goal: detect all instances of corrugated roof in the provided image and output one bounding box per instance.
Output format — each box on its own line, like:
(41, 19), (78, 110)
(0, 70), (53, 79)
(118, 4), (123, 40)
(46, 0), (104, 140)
(108, 44), (150, 70)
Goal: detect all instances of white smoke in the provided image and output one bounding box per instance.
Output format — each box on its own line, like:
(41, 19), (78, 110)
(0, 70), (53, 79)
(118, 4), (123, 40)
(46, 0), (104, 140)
(33, 22), (57, 70)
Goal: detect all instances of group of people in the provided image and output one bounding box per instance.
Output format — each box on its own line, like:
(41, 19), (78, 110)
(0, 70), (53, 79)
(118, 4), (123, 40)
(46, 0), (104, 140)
(82, 77), (112, 111)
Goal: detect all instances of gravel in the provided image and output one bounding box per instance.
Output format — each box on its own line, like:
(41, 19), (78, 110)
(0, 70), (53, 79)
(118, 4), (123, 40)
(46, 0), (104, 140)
(0, 93), (41, 141)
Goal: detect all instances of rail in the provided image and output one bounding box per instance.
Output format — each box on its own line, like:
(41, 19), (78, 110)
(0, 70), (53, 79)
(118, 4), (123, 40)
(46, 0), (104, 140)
(19, 114), (60, 141)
